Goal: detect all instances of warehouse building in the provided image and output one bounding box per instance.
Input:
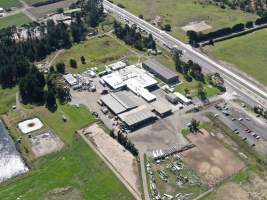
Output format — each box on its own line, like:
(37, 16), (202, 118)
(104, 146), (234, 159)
(119, 105), (157, 130)
(100, 91), (141, 115)
(143, 59), (179, 85)
(102, 65), (158, 101)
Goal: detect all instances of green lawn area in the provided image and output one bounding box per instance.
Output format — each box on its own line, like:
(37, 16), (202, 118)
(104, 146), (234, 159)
(0, 103), (135, 200)
(54, 35), (139, 73)
(0, 0), (21, 9)
(0, 87), (17, 114)
(205, 29), (267, 86)
(175, 77), (221, 98)
(0, 13), (31, 29)
(111, 0), (257, 42)
(0, 138), (135, 200)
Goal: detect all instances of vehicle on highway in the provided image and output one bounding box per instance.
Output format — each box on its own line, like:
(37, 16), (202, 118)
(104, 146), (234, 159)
(238, 118), (243, 121)
(256, 135), (261, 140)
(233, 129), (239, 134)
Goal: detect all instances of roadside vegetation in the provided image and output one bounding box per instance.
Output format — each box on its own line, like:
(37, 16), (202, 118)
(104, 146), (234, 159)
(155, 50), (221, 100)
(111, 0), (257, 41)
(0, 13), (31, 29)
(204, 29), (267, 86)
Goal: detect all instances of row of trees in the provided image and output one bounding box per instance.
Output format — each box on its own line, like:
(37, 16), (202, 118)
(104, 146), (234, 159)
(113, 21), (156, 51)
(0, 0), (103, 105)
(18, 65), (71, 111)
(110, 131), (139, 156)
(199, 0), (267, 16)
(172, 48), (204, 82)
(187, 15), (267, 44)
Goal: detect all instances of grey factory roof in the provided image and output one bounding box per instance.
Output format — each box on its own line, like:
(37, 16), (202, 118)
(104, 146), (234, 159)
(119, 106), (156, 127)
(101, 94), (127, 114)
(143, 59), (178, 80)
(100, 91), (141, 115)
(111, 91), (139, 109)
(151, 100), (172, 115)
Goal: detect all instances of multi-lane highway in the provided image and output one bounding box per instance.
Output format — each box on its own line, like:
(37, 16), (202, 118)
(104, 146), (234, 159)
(103, 0), (267, 108)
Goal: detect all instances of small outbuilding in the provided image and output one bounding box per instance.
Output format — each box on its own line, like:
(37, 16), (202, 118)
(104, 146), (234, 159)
(63, 74), (78, 86)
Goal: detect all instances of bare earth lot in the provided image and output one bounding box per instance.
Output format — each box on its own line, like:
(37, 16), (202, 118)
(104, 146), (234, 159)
(181, 129), (245, 187)
(78, 123), (141, 198)
(29, 130), (64, 158)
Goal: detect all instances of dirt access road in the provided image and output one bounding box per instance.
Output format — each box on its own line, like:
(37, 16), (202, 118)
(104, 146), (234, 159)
(78, 124), (142, 200)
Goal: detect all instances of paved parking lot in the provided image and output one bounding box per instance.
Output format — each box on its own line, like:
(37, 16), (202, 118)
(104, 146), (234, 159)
(208, 101), (267, 155)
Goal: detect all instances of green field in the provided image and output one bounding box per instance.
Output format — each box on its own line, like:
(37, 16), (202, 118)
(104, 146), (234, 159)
(54, 35), (139, 73)
(205, 29), (267, 86)
(0, 87), (17, 114)
(0, 103), (135, 200)
(0, 0), (21, 9)
(0, 13), (31, 29)
(112, 0), (257, 41)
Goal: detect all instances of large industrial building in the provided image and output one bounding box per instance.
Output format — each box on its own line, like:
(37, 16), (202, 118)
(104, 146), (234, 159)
(102, 64), (158, 102)
(143, 59), (179, 85)
(100, 91), (141, 115)
(118, 105), (157, 130)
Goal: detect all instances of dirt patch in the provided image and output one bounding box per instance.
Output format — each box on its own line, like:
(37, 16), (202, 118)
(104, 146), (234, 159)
(243, 173), (267, 200)
(181, 129), (245, 187)
(29, 130), (64, 158)
(181, 21), (212, 32)
(45, 187), (83, 200)
(78, 123), (141, 197)
(215, 182), (249, 200)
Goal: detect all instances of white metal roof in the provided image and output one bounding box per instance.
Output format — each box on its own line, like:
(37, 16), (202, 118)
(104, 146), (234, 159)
(102, 73), (125, 89)
(107, 61), (127, 71)
(125, 78), (156, 102)
(174, 92), (191, 104)
(102, 64), (158, 90)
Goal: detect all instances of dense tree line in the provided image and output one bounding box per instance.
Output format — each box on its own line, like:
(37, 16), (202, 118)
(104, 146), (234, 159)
(172, 48), (204, 82)
(198, 0), (267, 16)
(187, 15), (267, 44)
(0, 0), (103, 105)
(113, 21), (157, 51)
(110, 130), (139, 156)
